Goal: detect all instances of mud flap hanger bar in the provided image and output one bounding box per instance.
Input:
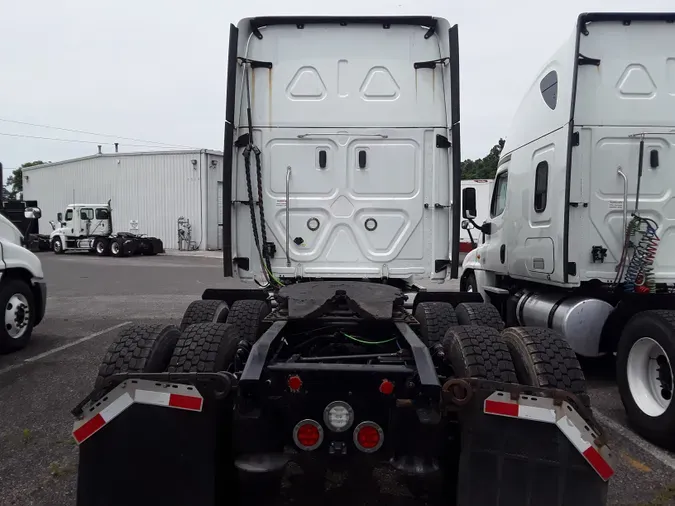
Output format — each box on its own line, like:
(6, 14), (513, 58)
(237, 56), (273, 69)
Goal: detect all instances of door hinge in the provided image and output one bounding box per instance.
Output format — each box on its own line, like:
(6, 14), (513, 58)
(572, 131), (580, 146)
(578, 54), (601, 66)
(436, 134), (451, 149)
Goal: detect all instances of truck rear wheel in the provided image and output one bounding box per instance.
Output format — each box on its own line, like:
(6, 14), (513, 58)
(501, 327), (590, 408)
(109, 238), (125, 257)
(226, 300), (271, 344)
(414, 302), (458, 346)
(617, 310), (675, 450)
(180, 300), (230, 332)
(0, 279), (35, 353)
(93, 238), (109, 256)
(441, 325), (517, 383)
(95, 324), (181, 389)
(168, 322), (240, 373)
(455, 302), (505, 331)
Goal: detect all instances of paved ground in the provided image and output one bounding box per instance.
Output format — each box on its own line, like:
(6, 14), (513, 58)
(0, 253), (673, 505)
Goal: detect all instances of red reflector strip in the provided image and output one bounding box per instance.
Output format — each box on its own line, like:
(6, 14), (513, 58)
(73, 413), (105, 444)
(484, 399), (519, 417)
(169, 393), (203, 411)
(583, 446), (615, 481)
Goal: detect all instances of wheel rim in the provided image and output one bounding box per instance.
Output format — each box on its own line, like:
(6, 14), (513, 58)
(111, 242), (119, 255)
(53, 240), (61, 252)
(5, 293), (30, 339)
(627, 337), (673, 416)
(96, 241), (105, 254)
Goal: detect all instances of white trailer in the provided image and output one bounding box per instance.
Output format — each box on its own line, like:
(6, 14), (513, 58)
(462, 12), (675, 449)
(50, 203), (164, 257)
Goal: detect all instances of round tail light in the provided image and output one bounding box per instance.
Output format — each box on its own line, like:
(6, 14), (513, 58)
(353, 421), (384, 453)
(324, 401), (354, 432)
(293, 419), (323, 451)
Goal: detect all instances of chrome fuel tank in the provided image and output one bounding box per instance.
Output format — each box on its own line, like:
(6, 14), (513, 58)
(516, 292), (613, 357)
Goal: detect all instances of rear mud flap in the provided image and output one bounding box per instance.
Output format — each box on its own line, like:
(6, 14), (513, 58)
(74, 375), (235, 506)
(450, 382), (613, 506)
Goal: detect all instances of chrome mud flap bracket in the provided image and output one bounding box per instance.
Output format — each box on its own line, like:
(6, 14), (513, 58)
(73, 373), (236, 506)
(443, 379), (614, 506)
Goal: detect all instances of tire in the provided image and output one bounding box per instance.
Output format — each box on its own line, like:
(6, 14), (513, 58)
(441, 325), (517, 383)
(52, 237), (64, 254)
(180, 300), (230, 332)
(95, 323), (181, 389)
(617, 310), (675, 450)
(414, 302), (458, 346)
(461, 272), (478, 293)
(110, 238), (125, 257)
(94, 237), (109, 257)
(0, 279), (36, 353)
(501, 327), (590, 408)
(226, 300), (271, 344)
(455, 302), (505, 331)
(168, 323), (240, 373)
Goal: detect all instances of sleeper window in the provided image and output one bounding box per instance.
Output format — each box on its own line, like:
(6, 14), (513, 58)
(534, 161), (549, 213)
(95, 208), (110, 220)
(540, 70), (558, 110)
(490, 171), (508, 218)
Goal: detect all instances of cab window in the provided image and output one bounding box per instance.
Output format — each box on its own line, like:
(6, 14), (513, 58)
(80, 208), (94, 220)
(65, 209), (73, 221)
(490, 171), (508, 218)
(95, 208), (110, 220)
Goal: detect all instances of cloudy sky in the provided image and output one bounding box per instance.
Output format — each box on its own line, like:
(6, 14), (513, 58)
(1, 0), (673, 177)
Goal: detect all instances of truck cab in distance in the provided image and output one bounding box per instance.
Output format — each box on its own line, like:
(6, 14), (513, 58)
(462, 12), (675, 450)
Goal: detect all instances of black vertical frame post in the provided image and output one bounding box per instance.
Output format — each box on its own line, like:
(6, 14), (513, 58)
(449, 25), (461, 279)
(222, 24), (239, 277)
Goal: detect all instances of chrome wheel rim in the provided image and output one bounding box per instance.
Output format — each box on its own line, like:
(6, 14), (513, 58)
(53, 240), (61, 252)
(96, 241), (105, 254)
(627, 337), (673, 417)
(111, 242), (119, 255)
(5, 293), (30, 339)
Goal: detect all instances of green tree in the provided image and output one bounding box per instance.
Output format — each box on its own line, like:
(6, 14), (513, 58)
(461, 139), (505, 180)
(6, 161), (44, 200)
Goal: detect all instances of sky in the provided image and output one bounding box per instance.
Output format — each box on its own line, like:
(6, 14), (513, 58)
(1, 0), (674, 181)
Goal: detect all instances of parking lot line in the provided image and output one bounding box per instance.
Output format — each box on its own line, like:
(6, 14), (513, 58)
(593, 408), (675, 472)
(0, 322), (131, 377)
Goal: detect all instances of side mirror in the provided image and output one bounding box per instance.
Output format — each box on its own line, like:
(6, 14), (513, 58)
(57, 212), (63, 222)
(49, 220), (56, 230)
(462, 187), (477, 219)
(24, 207), (42, 220)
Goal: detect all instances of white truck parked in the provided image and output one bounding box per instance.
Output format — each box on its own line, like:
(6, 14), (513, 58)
(0, 206), (47, 353)
(71, 16), (613, 506)
(461, 12), (675, 449)
(459, 179), (493, 252)
(50, 202), (164, 257)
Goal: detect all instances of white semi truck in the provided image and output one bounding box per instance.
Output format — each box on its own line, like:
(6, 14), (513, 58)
(71, 16), (613, 506)
(0, 204), (47, 353)
(459, 179), (493, 252)
(50, 202), (164, 257)
(461, 12), (675, 450)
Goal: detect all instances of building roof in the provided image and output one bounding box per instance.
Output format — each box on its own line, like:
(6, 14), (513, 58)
(22, 149), (223, 172)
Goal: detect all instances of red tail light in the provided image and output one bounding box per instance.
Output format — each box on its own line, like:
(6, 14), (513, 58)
(293, 419), (323, 451)
(353, 421), (384, 453)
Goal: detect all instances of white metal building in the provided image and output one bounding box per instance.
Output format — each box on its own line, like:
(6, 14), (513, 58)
(22, 150), (224, 251)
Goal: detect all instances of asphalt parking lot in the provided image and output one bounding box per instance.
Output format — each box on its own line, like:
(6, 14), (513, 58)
(0, 253), (674, 506)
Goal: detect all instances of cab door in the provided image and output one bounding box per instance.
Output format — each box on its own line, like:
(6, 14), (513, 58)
(481, 167), (509, 275)
(63, 208), (76, 236)
(79, 208), (94, 236)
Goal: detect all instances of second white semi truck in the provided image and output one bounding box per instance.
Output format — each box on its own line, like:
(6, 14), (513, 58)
(462, 12), (675, 450)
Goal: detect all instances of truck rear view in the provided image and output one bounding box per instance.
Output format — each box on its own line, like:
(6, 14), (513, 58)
(72, 16), (614, 506)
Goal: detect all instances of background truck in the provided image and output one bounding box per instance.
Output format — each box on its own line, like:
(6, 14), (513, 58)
(50, 202), (164, 257)
(72, 16), (613, 506)
(0, 204), (47, 353)
(461, 12), (675, 450)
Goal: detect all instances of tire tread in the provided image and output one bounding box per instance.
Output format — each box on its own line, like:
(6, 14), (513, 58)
(455, 302), (505, 331)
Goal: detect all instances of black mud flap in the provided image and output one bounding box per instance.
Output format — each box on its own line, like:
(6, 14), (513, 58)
(447, 380), (613, 506)
(74, 374), (236, 506)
